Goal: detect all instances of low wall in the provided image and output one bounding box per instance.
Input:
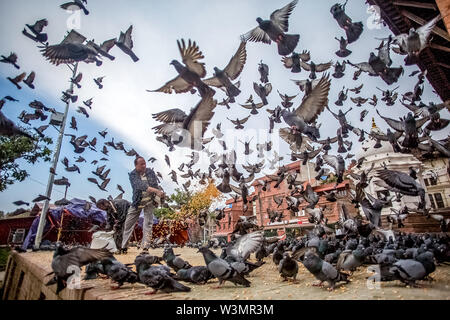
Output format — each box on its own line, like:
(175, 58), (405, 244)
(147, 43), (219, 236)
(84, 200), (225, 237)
(1, 251), (94, 300)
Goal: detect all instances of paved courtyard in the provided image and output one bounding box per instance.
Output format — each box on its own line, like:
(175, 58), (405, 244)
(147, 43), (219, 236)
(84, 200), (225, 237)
(20, 247), (450, 300)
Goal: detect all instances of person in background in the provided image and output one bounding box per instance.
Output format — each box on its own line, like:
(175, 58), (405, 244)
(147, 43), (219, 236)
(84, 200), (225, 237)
(96, 198), (130, 254)
(120, 156), (165, 254)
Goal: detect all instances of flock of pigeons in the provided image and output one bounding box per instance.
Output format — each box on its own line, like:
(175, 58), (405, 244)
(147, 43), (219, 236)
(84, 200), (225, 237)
(45, 225), (450, 295)
(1, 1), (448, 218)
(1, 3), (153, 208)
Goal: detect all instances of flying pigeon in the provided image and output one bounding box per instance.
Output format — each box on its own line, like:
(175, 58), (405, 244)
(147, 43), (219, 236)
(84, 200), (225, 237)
(323, 154), (345, 183)
(23, 19), (48, 43)
(390, 15), (441, 65)
(334, 36), (351, 57)
(1, 52), (20, 69)
(330, 1), (363, 43)
(241, 0), (300, 56)
(280, 74), (331, 141)
(115, 25), (139, 62)
(60, 0), (89, 15)
(258, 60), (269, 83)
(45, 245), (112, 294)
(7, 72), (26, 90)
(281, 50), (310, 73)
(0, 111), (33, 139)
(152, 95), (217, 150)
(203, 42), (247, 103)
(150, 39), (214, 98)
(94, 76), (104, 89)
(300, 61), (333, 80)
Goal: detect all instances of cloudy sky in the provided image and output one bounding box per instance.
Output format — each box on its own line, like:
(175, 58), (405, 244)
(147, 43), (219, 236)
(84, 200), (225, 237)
(0, 0), (448, 214)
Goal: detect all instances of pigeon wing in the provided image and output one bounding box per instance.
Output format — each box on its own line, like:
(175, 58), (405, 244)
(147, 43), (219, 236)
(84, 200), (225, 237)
(223, 41), (247, 80)
(376, 110), (404, 132)
(178, 39), (206, 78)
(417, 15), (441, 48)
(295, 74), (331, 123)
(152, 108), (187, 124)
(61, 247), (112, 268)
(185, 95), (217, 139)
(323, 154), (338, 170)
(230, 231), (264, 260)
(315, 61), (333, 72)
(100, 38), (116, 52)
(282, 56), (294, 68)
(270, 0), (298, 32)
(26, 71), (35, 83)
(150, 76), (192, 94)
(239, 115), (251, 125)
(152, 123), (182, 135)
(241, 27), (271, 44)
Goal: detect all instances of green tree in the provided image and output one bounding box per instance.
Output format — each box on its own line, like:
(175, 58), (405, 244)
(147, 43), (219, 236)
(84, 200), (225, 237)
(153, 206), (175, 219)
(0, 133), (53, 192)
(168, 188), (192, 209)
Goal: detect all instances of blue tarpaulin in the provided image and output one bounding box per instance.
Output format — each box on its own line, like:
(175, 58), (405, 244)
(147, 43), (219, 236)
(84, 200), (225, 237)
(21, 198), (107, 250)
(22, 198), (159, 249)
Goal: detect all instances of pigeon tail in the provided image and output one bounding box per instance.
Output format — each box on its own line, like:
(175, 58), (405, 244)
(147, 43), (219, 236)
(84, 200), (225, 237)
(261, 96), (268, 106)
(230, 271), (251, 287)
(227, 84), (241, 99)
(277, 34), (300, 56)
(335, 49), (352, 58)
(404, 54), (419, 66)
(304, 125), (320, 142)
(198, 82), (215, 98)
(337, 145), (347, 153)
(345, 22), (363, 44)
(169, 278), (191, 292)
(291, 64), (301, 73)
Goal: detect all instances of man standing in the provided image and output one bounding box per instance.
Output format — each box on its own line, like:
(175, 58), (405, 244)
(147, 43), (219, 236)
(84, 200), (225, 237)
(96, 198), (130, 253)
(121, 156), (165, 253)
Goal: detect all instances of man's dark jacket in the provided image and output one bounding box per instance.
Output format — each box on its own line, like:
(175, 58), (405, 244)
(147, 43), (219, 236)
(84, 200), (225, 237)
(129, 168), (160, 209)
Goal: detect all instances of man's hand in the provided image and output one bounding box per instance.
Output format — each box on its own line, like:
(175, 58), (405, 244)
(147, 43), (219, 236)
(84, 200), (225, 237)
(147, 186), (165, 198)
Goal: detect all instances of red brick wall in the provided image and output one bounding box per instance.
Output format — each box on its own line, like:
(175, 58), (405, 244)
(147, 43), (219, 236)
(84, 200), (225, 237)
(212, 160), (358, 239)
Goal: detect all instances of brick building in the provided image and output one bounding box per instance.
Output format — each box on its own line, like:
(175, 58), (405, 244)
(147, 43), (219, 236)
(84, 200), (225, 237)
(212, 160), (359, 241)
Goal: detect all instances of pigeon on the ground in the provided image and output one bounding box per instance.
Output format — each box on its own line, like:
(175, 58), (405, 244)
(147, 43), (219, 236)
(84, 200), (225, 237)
(302, 251), (349, 290)
(135, 253), (191, 294)
(45, 245), (113, 294)
(175, 266), (214, 284)
(278, 252), (298, 282)
(198, 246), (251, 288)
(163, 247), (193, 272)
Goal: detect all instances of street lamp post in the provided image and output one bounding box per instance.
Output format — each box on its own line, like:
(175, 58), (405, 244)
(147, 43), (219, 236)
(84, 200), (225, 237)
(34, 63), (78, 249)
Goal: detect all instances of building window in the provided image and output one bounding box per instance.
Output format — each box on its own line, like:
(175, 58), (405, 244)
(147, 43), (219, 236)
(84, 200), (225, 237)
(424, 179), (429, 186)
(434, 193), (445, 209)
(337, 190), (347, 197)
(428, 194), (436, 209)
(297, 209), (305, 217)
(429, 177), (438, 185)
(10, 228), (26, 244)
